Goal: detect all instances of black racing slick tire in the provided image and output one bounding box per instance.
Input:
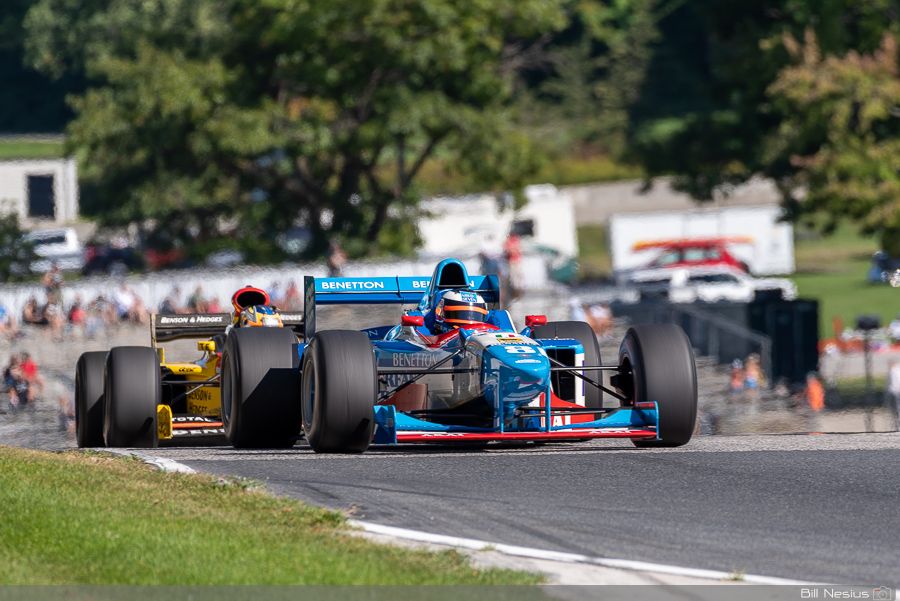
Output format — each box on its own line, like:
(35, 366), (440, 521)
(221, 327), (301, 448)
(103, 346), (161, 448)
(301, 330), (377, 454)
(76, 351), (107, 448)
(616, 324), (697, 448)
(531, 320), (603, 409)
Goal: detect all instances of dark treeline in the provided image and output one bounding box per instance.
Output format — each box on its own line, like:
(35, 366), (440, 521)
(3, 1), (900, 257)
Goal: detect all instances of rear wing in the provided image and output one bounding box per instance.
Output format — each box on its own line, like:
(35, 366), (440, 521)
(152, 313), (231, 344)
(303, 274), (500, 341)
(151, 311), (305, 344)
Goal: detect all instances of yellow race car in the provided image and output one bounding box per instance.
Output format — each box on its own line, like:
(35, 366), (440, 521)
(74, 286), (303, 448)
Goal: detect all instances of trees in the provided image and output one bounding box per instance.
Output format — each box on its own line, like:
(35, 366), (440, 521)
(24, 0), (571, 258)
(627, 0), (900, 209)
(767, 31), (900, 253)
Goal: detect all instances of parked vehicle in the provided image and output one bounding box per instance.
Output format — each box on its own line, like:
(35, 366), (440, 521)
(628, 265), (797, 303)
(25, 228), (85, 273)
(83, 244), (145, 277)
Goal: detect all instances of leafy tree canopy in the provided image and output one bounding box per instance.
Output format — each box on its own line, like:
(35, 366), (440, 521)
(24, 0), (574, 258)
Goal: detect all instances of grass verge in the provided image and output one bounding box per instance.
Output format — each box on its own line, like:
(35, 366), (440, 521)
(0, 447), (541, 585)
(792, 222), (892, 334)
(0, 140), (66, 160)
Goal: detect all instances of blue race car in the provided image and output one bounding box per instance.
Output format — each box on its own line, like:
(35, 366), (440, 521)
(218, 258), (698, 452)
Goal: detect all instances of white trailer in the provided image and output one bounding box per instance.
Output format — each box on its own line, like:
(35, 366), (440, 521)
(609, 205), (794, 276)
(416, 184), (578, 288)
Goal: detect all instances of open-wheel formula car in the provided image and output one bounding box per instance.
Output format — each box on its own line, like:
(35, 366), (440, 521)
(217, 258), (698, 453)
(74, 287), (304, 448)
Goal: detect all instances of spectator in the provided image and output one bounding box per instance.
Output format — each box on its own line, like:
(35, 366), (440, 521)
(269, 282), (285, 308)
(22, 297), (46, 325)
(57, 396), (75, 433)
(889, 314), (900, 343)
(744, 353), (763, 390)
(568, 297), (588, 322)
(4, 355), (32, 408)
(91, 294), (117, 327)
(886, 360), (900, 431)
(283, 282), (302, 311)
(729, 359), (745, 395)
(68, 294), (88, 329)
(327, 240), (347, 278)
(188, 285), (208, 313)
(159, 286), (183, 315)
(20, 352), (44, 395)
(803, 372), (825, 413)
(587, 302), (613, 339)
(504, 233), (524, 301)
(0, 301), (19, 339)
(208, 296), (223, 313)
(41, 262), (64, 295)
(42, 292), (65, 339)
(115, 283), (136, 320)
(479, 233), (505, 278)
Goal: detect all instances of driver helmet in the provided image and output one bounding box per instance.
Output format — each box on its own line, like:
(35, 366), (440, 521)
(433, 290), (487, 333)
(239, 305), (283, 328)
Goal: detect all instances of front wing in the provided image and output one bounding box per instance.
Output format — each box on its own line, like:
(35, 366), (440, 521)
(372, 401), (659, 445)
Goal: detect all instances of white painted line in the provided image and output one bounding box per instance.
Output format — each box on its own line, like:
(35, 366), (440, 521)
(123, 452), (824, 586)
(349, 520), (821, 586)
(104, 449), (197, 474)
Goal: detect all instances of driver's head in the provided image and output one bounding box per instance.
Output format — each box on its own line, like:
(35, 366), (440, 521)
(433, 290), (487, 333)
(239, 304), (283, 328)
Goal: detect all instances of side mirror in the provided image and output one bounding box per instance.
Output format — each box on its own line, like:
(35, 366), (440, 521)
(525, 315), (547, 328)
(401, 315), (424, 327)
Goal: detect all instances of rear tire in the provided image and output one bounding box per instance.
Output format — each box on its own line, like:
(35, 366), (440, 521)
(76, 351), (107, 448)
(616, 324), (697, 447)
(531, 321), (603, 409)
(301, 330), (376, 453)
(104, 347), (161, 448)
(221, 327), (301, 448)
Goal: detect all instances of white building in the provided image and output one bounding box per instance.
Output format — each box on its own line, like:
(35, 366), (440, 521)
(0, 158), (79, 225)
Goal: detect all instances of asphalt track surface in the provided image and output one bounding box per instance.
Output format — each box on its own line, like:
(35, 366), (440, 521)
(148, 434), (900, 584)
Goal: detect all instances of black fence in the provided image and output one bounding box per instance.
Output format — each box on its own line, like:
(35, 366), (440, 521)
(610, 298), (819, 384)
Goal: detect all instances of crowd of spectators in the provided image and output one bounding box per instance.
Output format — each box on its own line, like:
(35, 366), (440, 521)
(2, 352), (43, 410)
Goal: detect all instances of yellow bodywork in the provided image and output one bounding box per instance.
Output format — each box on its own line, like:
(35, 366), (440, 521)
(157, 405), (173, 439)
(157, 341), (222, 417)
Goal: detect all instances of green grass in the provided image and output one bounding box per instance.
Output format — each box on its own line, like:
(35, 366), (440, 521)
(576, 225), (612, 280)
(792, 221), (889, 335)
(533, 154), (643, 187)
(0, 447), (542, 585)
(0, 140), (66, 160)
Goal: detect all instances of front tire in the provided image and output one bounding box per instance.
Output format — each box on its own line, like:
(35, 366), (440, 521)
(104, 347), (161, 448)
(76, 351), (107, 448)
(531, 321), (603, 409)
(221, 327), (301, 448)
(616, 324), (697, 447)
(301, 330), (376, 453)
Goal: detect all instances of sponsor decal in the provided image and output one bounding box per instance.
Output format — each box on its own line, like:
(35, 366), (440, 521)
(515, 359), (541, 364)
(187, 389), (215, 402)
(391, 352), (439, 368)
(159, 315), (225, 325)
(410, 280), (430, 289)
(172, 416), (220, 423)
(460, 292), (478, 303)
(280, 313), (303, 322)
(320, 280), (386, 291)
(504, 346), (537, 354)
(172, 428), (226, 436)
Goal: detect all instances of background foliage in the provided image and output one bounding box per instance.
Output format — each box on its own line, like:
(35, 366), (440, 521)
(4, 0), (900, 259)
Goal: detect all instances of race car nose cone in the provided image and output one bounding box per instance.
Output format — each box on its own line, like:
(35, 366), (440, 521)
(484, 345), (551, 406)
